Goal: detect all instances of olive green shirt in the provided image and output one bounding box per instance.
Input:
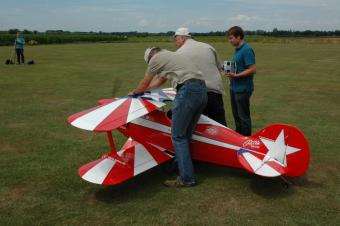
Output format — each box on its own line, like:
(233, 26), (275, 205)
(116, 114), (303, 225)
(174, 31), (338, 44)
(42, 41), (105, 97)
(176, 39), (225, 94)
(146, 49), (203, 88)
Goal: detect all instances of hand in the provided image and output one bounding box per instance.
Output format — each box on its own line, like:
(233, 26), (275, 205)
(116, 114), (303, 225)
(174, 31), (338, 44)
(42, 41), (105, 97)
(225, 73), (237, 78)
(128, 90), (144, 96)
(128, 90), (136, 96)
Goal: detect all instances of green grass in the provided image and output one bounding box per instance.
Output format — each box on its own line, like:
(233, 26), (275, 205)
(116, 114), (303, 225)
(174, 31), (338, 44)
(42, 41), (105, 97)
(1, 41), (340, 225)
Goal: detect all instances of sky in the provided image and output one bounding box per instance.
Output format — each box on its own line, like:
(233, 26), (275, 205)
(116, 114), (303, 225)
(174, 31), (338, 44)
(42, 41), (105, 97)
(0, 0), (339, 32)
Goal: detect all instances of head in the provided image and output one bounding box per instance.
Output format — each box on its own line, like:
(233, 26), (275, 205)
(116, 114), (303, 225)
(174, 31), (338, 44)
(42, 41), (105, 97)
(174, 27), (191, 48)
(16, 32), (21, 37)
(144, 47), (161, 63)
(227, 26), (244, 47)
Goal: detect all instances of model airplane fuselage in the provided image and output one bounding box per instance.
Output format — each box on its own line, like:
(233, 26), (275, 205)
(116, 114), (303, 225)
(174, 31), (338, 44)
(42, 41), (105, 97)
(68, 89), (310, 186)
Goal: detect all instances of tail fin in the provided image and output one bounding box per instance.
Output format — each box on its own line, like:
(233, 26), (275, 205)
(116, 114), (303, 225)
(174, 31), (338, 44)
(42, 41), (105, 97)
(237, 124), (310, 177)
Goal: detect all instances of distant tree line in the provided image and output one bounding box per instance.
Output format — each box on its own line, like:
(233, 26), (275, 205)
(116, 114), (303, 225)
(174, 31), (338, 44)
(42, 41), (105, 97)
(0, 29), (128, 46)
(191, 28), (340, 37)
(1, 28), (339, 45)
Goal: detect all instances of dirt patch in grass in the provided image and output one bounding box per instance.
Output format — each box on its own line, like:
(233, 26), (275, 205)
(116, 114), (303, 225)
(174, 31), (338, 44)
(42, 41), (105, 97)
(0, 143), (18, 153)
(6, 122), (30, 129)
(0, 140), (33, 154)
(0, 183), (36, 209)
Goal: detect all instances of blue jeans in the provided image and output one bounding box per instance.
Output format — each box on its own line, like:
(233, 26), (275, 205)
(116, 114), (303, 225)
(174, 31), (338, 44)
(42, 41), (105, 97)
(230, 90), (252, 136)
(16, 48), (24, 64)
(203, 92), (227, 126)
(172, 79), (207, 185)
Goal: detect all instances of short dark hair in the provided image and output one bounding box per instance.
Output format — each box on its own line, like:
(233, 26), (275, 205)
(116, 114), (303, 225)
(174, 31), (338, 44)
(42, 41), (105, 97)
(227, 26), (244, 39)
(150, 47), (161, 55)
(148, 47), (161, 62)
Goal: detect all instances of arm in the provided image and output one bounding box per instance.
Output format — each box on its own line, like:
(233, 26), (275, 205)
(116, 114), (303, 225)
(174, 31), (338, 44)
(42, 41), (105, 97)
(129, 53), (167, 95)
(147, 76), (167, 90)
(211, 46), (223, 71)
(128, 73), (166, 95)
(225, 64), (256, 78)
(15, 38), (25, 45)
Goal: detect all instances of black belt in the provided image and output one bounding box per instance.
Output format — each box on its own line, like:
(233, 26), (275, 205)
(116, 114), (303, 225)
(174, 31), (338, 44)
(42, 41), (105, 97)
(176, 79), (202, 91)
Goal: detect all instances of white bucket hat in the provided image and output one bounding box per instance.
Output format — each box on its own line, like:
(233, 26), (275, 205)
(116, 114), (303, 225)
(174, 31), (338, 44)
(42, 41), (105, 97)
(144, 47), (157, 63)
(174, 27), (191, 37)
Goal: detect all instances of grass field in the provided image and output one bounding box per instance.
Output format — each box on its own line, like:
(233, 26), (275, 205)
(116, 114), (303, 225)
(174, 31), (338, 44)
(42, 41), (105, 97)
(1, 40), (340, 225)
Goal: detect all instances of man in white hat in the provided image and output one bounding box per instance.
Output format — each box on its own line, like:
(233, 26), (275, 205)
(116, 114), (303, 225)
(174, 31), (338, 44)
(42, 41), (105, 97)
(174, 27), (227, 126)
(129, 47), (207, 187)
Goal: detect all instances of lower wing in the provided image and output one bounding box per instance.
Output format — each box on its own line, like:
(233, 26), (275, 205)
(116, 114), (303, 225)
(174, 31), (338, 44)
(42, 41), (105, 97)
(78, 138), (173, 185)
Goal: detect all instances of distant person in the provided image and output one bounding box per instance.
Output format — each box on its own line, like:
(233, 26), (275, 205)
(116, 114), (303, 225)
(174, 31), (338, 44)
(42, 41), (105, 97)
(128, 47), (207, 187)
(15, 32), (25, 64)
(174, 27), (227, 126)
(225, 26), (256, 136)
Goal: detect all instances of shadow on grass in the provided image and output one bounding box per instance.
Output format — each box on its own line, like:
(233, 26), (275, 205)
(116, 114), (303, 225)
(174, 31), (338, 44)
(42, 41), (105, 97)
(93, 160), (250, 204)
(195, 161), (323, 199)
(194, 161), (251, 181)
(287, 174), (323, 189)
(249, 177), (294, 198)
(249, 173), (322, 198)
(93, 166), (167, 204)
(92, 162), (322, 203)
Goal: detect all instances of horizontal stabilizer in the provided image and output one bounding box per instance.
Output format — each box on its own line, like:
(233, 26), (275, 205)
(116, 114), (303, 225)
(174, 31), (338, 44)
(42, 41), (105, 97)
(78, 139), (173, 185)
(237, 149), (288, 177)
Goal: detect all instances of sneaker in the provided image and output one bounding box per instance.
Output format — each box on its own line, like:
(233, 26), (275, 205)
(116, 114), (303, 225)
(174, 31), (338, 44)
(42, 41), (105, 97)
(163, 179), (196, 188)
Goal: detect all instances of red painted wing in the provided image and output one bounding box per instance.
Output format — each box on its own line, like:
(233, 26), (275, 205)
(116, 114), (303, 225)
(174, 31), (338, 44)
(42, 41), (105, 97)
(78, 139), (173, 185)
(68, 97), (164, 132)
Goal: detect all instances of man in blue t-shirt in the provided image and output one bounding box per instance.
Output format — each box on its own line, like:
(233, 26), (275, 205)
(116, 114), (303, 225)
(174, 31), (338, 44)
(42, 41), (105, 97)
(15, 32), (25, 64)
(225, 26), (256, 136)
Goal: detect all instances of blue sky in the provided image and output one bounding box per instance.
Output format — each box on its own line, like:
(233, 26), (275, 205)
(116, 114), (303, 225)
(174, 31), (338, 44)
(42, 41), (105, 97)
(0, 0), (339, 32)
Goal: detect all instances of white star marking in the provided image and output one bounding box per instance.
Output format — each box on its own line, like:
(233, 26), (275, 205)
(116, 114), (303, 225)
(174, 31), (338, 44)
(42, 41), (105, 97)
(259, 129), (301, 166)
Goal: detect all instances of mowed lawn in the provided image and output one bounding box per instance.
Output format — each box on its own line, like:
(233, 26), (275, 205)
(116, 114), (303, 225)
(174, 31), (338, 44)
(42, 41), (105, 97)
(0, 41), (339, 225)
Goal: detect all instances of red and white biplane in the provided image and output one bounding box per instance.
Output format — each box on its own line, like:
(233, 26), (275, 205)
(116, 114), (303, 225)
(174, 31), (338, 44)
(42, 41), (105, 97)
(67, 88), (310, 186)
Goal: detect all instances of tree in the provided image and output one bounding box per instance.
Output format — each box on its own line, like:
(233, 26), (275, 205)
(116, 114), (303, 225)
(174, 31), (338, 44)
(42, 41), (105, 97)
(8, 29), (19, 34)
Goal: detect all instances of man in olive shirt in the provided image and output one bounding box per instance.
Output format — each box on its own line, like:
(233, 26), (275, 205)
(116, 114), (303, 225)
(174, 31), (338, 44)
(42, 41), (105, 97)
(129, 47), (207, 187)
(174, 27), (227, 126)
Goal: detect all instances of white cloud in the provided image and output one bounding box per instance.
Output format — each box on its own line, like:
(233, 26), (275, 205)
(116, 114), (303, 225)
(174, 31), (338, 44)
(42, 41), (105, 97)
(0, 0), (339, 32)
(138, 19), (149, 27)
(235, 0), (333, 7)
(230, 15), (261, 22)
(183, 18), (216, 27)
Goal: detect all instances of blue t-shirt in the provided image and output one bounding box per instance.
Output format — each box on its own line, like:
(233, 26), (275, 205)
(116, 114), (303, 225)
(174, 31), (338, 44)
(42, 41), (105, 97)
(15, 37), (25, 49)
(230, 42), (256, 92)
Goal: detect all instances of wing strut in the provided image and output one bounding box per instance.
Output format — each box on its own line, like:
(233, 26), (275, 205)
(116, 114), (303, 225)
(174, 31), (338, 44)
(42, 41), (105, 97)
(107, 131), (116, 152)
(106, 131), (125, 164)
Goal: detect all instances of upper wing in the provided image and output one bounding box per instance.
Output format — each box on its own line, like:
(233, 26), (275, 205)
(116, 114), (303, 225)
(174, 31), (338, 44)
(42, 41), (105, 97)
(67, 88), (176, 132)
(68, 96), (164, 132)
